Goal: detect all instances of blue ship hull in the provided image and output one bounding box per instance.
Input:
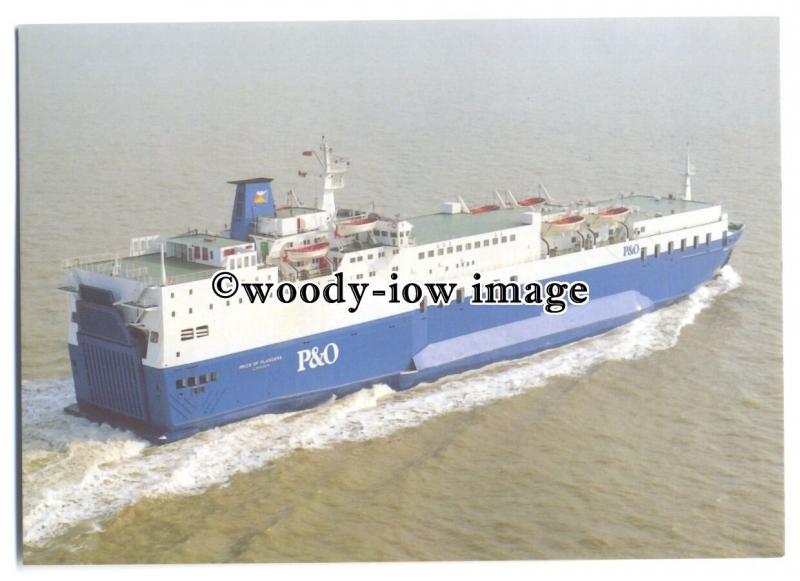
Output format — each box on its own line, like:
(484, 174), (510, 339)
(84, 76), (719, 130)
(66, 230), (741, 443)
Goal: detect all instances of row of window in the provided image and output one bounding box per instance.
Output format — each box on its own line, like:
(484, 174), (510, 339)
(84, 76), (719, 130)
(171, 297), (248, 317)
(418, 234), (517, 261)
(348, 250), (388, 264)
(285, 236), (326, 248)
(228, 254), (256, 269)
(176, 370), (218, 389)
(354, 271), (378, 280)
(641, 232), (716, 260)
(375, 230), (411, 239)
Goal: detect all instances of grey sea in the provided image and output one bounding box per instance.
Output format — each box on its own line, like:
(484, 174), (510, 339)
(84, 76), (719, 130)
(18, 19), (783, 562)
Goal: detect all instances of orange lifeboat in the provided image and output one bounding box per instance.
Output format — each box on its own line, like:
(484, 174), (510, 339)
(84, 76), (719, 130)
(546, 215), (585, 232)
(592, 206), (630, 223)
(285, 241), (330, 261)
(518, 196), (546, 207)
(470, 204), (500, 215)
(336, 216), (378, 236)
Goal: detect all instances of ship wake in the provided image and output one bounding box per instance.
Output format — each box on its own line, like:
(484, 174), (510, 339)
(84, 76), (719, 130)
(21, 266), (742, 548)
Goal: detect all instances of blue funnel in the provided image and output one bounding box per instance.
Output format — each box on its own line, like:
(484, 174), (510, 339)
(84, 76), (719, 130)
(229, 178), (276, 241)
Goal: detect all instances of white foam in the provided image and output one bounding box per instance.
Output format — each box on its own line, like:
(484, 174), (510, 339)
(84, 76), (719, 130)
(21, 266), (742, 547)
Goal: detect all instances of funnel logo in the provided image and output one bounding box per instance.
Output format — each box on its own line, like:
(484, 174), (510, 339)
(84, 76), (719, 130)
(297, 342), (340, 372)
(253, 190), (268, 204)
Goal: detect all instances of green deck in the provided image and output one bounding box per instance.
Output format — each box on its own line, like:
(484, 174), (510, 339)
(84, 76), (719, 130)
(168, 233), (247, 249)
(620, 194), (714, 219)
(408, 195), (714, 245)
(83, 253), (218, 285)
(409, 209), (534, 246)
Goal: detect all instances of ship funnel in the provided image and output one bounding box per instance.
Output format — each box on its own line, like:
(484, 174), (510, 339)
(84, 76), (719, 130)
(229, 178), (276, 240)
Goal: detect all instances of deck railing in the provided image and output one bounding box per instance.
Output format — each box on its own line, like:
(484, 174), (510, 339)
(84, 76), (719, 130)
(63, 252), (218, 287)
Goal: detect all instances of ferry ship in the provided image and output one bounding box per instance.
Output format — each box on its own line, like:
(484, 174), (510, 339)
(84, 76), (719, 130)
(61, 140), (743, 443)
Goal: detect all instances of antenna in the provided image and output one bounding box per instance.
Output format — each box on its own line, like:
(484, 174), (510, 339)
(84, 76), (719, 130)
(159, 243), (167, 286)
(684, 144), (695, 201)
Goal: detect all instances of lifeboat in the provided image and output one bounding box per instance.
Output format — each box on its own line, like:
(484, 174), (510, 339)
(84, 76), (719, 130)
(336, 216), (378, 236)
(470, 204), (500, 215)
(546, 215), (585, 232)
(518, 196), (546, 207)
(591, 206), (630, 223)
(285, 241), (330, 261)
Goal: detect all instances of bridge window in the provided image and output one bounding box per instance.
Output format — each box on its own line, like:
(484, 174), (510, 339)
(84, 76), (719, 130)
(427, 250), (434, 257)
(447, 247), (453, 254)
(654, 244), (660, 258)
(510, 234), (516, 241)
(723, 231), (728, 247)
(706, 232), (712, 245)
(456, 245), (463, 252)
(484, 240), (490, 247)
(501, 236), (508, 243)
(640, 247), (646, 261)
(693, 235), (699, 249)
(418, 252), (425, 259)
(438, 249), (444, 256)
(668, 241), (674, 254)
(681, 239), (686, 251)
(492, 238), (499, 245)
(466, 243), (472, 250)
